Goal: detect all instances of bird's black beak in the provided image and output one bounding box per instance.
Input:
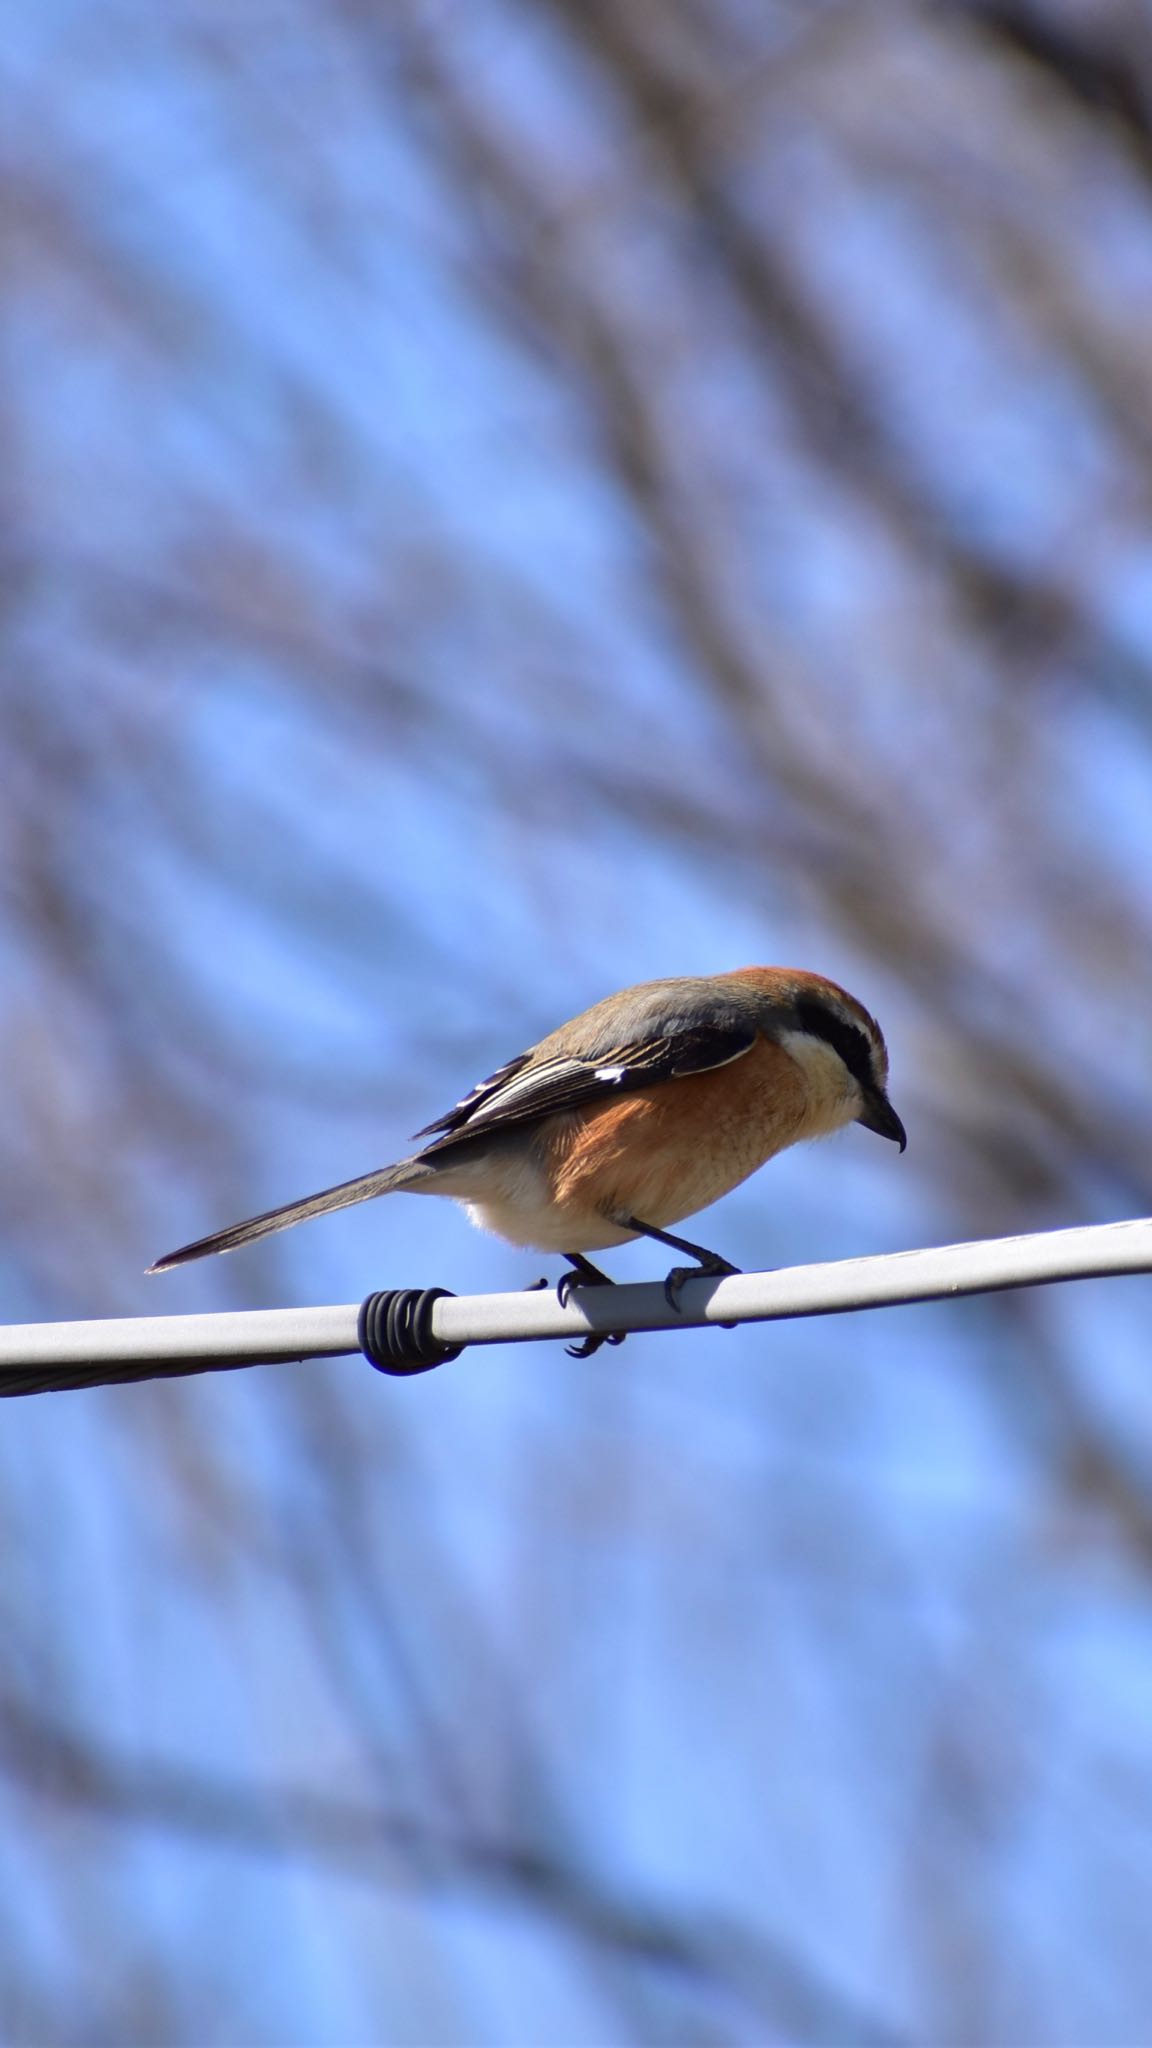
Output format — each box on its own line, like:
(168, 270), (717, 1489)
(856, 1088), (907, 1153)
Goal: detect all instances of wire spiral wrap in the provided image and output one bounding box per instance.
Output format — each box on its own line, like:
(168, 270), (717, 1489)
(357, 1288), (463, 1377)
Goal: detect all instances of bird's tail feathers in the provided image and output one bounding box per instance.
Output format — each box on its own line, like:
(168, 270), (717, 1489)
(147, 1158), (430, 1272)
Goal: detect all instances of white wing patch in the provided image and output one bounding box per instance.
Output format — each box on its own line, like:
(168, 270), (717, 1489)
(460, 1054), (586, 1122)
(593, 1065), (627, 1082)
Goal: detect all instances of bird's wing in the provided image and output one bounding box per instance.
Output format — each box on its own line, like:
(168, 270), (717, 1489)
(414, 1014), (758, 1154)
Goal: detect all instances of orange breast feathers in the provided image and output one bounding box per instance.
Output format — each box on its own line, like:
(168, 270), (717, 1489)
(546, 1034), (812, 1235)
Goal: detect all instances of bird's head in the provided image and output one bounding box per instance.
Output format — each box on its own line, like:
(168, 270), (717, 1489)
(738, 967), (907, 1152)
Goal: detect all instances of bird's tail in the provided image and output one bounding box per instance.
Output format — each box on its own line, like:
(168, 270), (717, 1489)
(146, 1157), (432, 1272)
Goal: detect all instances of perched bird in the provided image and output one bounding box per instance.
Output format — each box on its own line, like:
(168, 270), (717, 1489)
(148, 968), (906, 1340)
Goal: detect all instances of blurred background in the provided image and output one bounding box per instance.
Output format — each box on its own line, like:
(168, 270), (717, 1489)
(5, 0), (1152, 2041)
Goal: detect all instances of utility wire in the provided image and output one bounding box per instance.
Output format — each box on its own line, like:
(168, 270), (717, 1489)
(0, 1217), (1150, 1396)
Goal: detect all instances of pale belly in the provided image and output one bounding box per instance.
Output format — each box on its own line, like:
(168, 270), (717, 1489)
(457, 1127), (781, 1254)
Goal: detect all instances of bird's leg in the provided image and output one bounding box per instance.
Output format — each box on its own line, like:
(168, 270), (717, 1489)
(620, 1216), (741, 1313)
(557, 1253), (625, 1359)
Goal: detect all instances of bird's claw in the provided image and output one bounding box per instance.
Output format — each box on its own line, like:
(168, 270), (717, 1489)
(527, 1272), (623, 1351)
(557, 1262), (624, 1354)
(663, 1258), (741, 1313)
(565, 1330), (627, 1359)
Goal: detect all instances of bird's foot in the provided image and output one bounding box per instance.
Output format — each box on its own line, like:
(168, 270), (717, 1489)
(556, 1273), (601, 1310)
(567, 1329), (627, 1359)
(557, 1256), (626, 1358)
(664, 1255), (741, 1314)
(614, 1216), (740, 1320)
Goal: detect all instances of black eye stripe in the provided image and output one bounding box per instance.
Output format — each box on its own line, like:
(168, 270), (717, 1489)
(794, 999), (875, 1093)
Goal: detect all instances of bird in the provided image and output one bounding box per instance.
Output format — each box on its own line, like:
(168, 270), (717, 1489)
(148, 967), (906, 1350)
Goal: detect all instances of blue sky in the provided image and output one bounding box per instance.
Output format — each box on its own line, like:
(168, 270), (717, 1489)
(7, 2), (1152, 2042)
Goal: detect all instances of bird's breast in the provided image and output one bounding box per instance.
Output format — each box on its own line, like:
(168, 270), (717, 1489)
(547, 1033), (852, 1237)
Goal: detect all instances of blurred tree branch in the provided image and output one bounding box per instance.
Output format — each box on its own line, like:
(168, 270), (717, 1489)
(5, 1), (1152, 2040)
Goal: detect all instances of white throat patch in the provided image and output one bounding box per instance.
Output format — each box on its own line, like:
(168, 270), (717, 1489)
(777, 1026), (863, 1137)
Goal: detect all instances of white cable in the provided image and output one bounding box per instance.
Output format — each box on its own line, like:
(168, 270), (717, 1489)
(0, 1217), (1149, 1384)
